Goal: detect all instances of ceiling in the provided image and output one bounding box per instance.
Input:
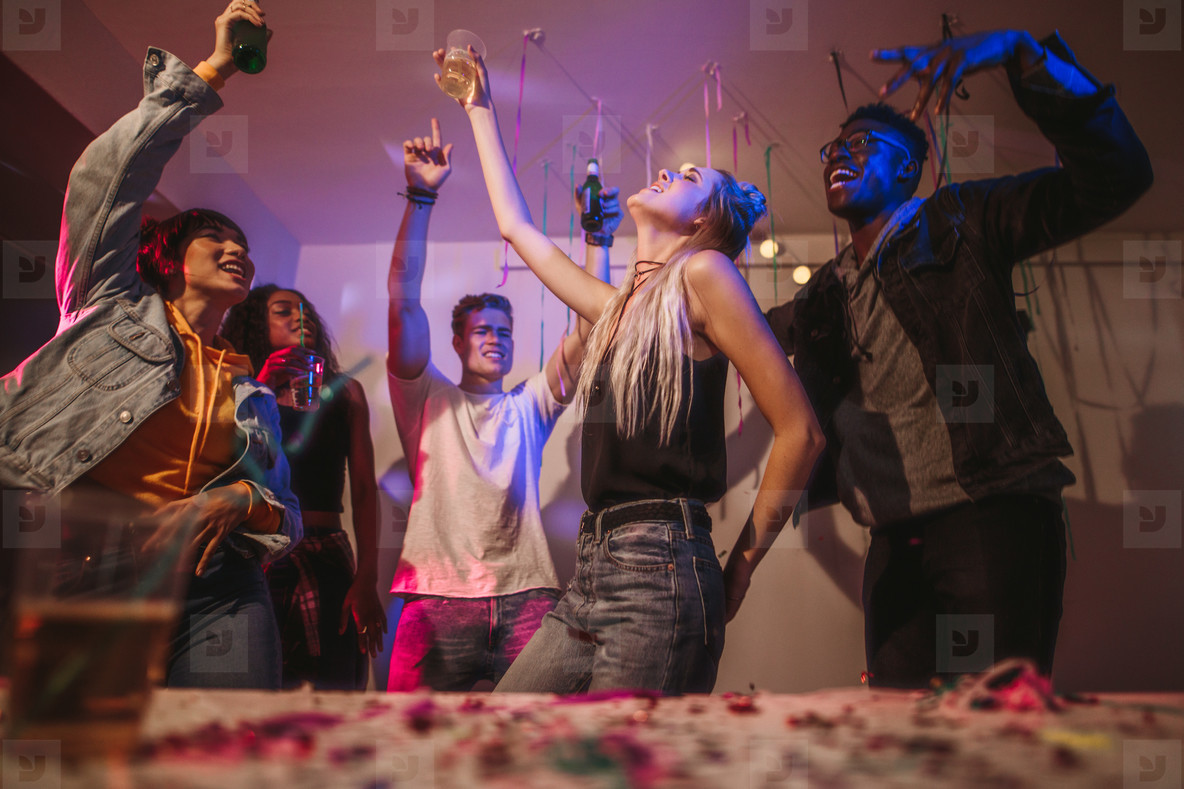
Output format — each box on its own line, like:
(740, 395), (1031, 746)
(7, 0), (1182, 248)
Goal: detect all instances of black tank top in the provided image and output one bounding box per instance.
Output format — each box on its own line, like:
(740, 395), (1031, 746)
(581, 352), (729, 510)
(277, 378), (350, 513)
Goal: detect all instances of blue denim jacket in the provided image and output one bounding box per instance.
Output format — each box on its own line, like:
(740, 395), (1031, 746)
(766, 35), (1154, 516)
(0, 49), (300, 560)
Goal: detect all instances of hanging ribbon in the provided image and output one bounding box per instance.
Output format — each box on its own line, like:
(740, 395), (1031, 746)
(941, 14), (970, 101)
(764, 144), (778, 303)
(592, 98), (603, 160)
(498, 33), (533, 288)
(539, 160), (550, 371)
(828, 50), (849, 112)
(566, 144), (576, 328)
(701, 61), (721, 167)
(922, 111), (946, 191)
(731, 111), (750, 173)
(645, 124), (657, 187)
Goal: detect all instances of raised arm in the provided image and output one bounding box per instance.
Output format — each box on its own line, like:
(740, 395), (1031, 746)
(57, 1), (261, 316)
(875, 30), (1152, 265)
(438, 48), (617, 324)
(543, 186), (620, 403)
(685, 253), (826, 622)
(387, 117), (452, 380)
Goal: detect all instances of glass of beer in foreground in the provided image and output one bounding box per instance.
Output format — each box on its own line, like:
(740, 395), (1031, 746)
(438, 29), (486, 100)
(4, 489), (199, 761)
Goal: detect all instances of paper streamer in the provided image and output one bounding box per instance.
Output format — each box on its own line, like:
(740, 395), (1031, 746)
(566, 145), (576, 327)
(540, 160), (550, 371)
(731, 112), (750, 174)
(701, 61), (721, 168)
(764, 144), (778, 303)
(498, 33), (533, 288)
(645, 124), (657, 187)
(922, 112), (945, 191)
(828, 51), (849, 111)
(593, 98), (603, 160)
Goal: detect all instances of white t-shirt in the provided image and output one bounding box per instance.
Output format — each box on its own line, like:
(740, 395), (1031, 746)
(387, 363), (564, 597)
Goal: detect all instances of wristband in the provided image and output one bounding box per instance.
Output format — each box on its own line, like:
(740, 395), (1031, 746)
(586, 232), (613, 247)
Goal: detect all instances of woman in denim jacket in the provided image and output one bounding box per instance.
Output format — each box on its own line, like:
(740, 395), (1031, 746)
(0, 1), (300, 689)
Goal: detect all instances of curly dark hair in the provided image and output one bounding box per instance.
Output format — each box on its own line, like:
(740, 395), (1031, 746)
(137, 209), (246, 293)
(840, 103), (930, 164)
(450, 293), (513, 337)
(220, 284), (343, 380)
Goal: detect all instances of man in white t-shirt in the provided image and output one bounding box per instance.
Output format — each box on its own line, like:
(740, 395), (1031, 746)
(385, 119), (617, 690)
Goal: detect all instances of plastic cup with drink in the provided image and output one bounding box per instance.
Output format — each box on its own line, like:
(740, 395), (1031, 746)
(290, 351), (325, 412)
(438, 30), (486, 100)
(4, 489), (201, 761)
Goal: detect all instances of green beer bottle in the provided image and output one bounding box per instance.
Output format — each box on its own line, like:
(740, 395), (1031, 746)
(231, 0), (267, 74)
(580, 159), (603, 233)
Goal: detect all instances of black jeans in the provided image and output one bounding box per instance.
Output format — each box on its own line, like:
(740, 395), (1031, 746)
(862, 493), (1067, 689)
(166, 547), (282, 689)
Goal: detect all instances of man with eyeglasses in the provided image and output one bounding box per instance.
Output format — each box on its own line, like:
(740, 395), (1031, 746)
(765, 30), (1152, 688)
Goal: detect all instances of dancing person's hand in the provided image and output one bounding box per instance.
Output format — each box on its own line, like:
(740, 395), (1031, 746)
(341, 575), (388, 658)
(873, 30), (1042, 119)
(575, 186), (623, 236)
(153, 484), (255, 577)
(433, 47), (493, 112)
(722, 557), (753, 624)
(403, 117), (453, 193)
(208, 0), (269, 81)
(257, 345), (314, 391)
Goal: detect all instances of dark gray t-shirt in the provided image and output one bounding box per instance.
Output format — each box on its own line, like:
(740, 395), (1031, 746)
(829, 201), (1068, 527)
(831, 233), (970, 528)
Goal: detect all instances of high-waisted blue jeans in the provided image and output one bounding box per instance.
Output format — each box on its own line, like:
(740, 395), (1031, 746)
(495, 498), (726, 694)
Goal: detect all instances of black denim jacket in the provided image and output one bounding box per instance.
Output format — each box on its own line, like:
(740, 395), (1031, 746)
(766, 34), (1154, 517)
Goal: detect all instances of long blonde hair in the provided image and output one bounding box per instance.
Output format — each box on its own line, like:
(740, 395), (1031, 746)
(575, 170), (767, 444)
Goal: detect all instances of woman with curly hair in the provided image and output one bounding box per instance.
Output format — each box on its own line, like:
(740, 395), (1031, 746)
(222, 285), (385, 689)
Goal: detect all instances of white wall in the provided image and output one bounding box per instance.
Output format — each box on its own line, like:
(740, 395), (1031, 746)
(292, 230), (1184, 693)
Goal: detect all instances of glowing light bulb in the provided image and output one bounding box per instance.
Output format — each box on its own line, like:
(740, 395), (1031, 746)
(793, 265), (812, 285)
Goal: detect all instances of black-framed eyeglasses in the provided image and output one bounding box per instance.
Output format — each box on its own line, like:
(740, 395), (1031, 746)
(819, 130), (913, 164)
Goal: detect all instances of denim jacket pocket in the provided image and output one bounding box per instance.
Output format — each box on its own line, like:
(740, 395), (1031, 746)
(603, 522), (674, 572)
